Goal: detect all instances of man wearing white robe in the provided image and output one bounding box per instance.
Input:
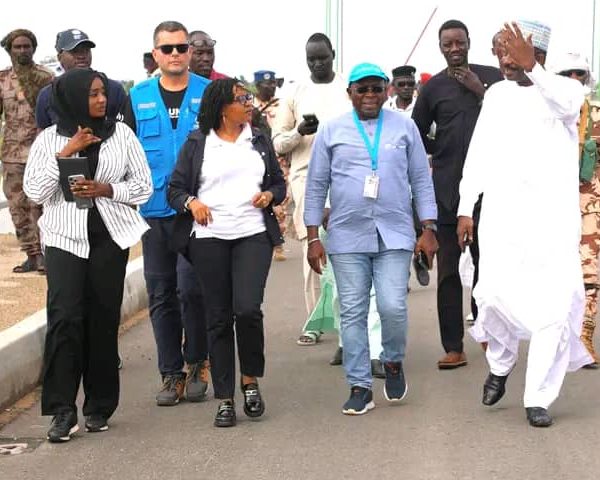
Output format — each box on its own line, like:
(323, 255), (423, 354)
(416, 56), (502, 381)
(457, 21), (592, 428)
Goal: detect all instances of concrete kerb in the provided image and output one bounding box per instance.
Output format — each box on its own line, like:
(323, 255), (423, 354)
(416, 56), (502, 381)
(0, 256), (148, 411)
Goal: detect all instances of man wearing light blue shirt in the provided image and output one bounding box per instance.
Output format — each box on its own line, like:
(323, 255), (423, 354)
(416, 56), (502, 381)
(304, 63), (438, 415)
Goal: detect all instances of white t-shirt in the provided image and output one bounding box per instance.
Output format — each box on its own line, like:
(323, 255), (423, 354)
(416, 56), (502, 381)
(192, 125), (266, 240)
(385, 96), (416, 117)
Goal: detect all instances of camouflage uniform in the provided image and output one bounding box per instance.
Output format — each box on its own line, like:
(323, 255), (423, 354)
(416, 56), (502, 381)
(254, 96), (291, 259)
(0, 64), (53, 257)
(579, 97), (600, 364)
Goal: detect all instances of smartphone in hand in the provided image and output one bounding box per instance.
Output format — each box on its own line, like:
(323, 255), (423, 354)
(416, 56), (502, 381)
(68, 174), (94, 209)
(302, 113), (318, 125)
(416, 250), (430, 270)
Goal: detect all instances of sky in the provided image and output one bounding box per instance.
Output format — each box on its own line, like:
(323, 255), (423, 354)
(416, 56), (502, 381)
(0, 0), (597, 83)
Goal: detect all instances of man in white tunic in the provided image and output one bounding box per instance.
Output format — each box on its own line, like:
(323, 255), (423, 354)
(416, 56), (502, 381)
(272, 33), (350, 347)
(457, 21), (592, 427)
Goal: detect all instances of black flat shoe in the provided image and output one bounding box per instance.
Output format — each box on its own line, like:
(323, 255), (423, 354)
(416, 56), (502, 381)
(526, 407), (553, 427)
(371, 359), (385, 379)
(330, 347), (343, 366)
(482, 372), (508, 406)
(214, 400), (236, 427)
(241, 383), (265, 418)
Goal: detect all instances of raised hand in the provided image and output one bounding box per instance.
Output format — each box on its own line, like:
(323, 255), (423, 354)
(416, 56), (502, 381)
(502, 22), (536, 72)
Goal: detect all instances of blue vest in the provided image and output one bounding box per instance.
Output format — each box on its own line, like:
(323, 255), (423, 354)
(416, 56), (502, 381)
(130, 73), (210, 218)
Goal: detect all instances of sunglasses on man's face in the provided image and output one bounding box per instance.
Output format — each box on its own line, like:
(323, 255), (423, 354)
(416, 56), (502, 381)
(559, 69), (587, 77)
(191, 39), (217, 49)
(233, 93), (254, 104)
(394, 81), (416, 88)
(354, 85), (386, 94)
(156, 43), (190, 55)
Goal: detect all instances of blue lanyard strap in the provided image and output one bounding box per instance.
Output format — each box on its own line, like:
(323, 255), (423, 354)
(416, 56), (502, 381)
(352, 110), (383, 172)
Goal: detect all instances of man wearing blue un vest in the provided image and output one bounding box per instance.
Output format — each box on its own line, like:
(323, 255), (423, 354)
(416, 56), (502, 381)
(122, 21), (211, 407)
(304, 63), (438, 416)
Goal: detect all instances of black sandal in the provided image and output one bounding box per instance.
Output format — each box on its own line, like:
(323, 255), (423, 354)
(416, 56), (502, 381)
(12, 257), (37, 273)
(241, 383), (265, 418)
(214, 400), (236, 428)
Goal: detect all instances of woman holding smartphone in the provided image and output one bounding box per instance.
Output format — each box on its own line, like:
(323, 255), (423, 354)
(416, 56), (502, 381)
(168, 78), (286, 427)
(24, 68), (152, 442)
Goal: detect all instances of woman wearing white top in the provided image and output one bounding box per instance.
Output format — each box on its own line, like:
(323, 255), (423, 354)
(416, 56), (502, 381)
(24, 68), (152, 442)
(168, 79), (286, 428)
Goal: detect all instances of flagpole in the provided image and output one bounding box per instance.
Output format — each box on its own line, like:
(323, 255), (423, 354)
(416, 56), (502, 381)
(593, 0), (598, 84)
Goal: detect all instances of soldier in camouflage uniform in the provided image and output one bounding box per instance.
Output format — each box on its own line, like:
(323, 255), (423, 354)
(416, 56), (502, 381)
(252, 70), (290, 261)
(557, 53), (600, 368)
(578, 101), (600, 368)
(0, 29), (53, 273)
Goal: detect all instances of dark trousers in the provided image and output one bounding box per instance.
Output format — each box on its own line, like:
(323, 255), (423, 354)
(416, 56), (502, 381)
(188, 232), (272, 399)
(41, 238), (128, 417)
(436, 215), (480, 354)
(143, 216), (207, 377)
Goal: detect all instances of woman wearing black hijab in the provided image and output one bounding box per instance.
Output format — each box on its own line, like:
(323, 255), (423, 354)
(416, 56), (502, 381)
(24, 68), (152, 443)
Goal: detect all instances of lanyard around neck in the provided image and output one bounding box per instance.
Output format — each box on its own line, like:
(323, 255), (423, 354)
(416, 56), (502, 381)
(352, 110), (383, 172)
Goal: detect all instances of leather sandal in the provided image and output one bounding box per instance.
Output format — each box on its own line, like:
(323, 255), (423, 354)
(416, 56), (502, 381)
(13, 257), (38, 273)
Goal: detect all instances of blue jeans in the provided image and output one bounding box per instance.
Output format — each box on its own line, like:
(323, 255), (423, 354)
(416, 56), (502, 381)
(143, 216), (207, 377)
(330, 242), (411, 389)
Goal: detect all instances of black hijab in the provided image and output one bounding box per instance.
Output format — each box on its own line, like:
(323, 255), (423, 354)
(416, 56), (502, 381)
(50, 68), (116, 141)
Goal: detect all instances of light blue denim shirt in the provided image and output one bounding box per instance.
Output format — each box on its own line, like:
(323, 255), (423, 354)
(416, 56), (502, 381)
(304, 109), (437, 255)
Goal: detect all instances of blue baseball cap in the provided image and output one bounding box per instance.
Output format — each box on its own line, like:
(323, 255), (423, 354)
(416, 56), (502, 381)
(348, 63), (389, 85)
(254, 70), (277, 83)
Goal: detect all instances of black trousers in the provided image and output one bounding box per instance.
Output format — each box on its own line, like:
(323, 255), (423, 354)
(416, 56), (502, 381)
(188, 232), (272, 399)
(143, 216), (207, 377)
(41, 236), (128, 417)
(436, 207), (480, 354)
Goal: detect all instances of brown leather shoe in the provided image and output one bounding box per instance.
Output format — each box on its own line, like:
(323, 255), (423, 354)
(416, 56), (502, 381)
(437, 351), (467, 370)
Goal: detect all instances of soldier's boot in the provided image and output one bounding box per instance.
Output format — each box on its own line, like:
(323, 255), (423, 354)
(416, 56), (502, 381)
(581, 318), (599, 369)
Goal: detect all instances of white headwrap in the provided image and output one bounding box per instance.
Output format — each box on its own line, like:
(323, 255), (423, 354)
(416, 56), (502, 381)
(516, 20), (551, 52)
(552, 52), (595, 89)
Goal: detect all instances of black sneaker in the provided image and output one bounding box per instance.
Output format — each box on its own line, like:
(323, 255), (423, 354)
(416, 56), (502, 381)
(383, 362), (408, 402)
(342, 386), (375, 415)
(47, 411), (79, 443)
(156, 374), (185, 406)
(214, 400), (236, 427)
(85, 414), (108, 433)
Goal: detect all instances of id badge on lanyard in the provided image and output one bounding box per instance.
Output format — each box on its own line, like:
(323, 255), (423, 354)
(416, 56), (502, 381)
(364, 172), (380, 199)
(353, 110), (383, 200)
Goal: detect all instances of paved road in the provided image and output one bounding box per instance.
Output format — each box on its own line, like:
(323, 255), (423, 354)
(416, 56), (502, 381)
(2, 242), (600, 479)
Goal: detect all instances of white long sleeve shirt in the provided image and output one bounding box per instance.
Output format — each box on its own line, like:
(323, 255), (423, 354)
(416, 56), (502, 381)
(24, 123), (153, 258)
(271, 74), (350, 180)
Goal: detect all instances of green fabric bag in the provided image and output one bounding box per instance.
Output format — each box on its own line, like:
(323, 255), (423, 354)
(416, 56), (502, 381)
(580, 137), (598, 182)
(580, 100), (598, 182)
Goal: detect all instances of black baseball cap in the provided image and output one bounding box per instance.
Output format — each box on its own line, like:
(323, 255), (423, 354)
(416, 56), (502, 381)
(391, 65), (416, 78)
(55, 29), (96, 53)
